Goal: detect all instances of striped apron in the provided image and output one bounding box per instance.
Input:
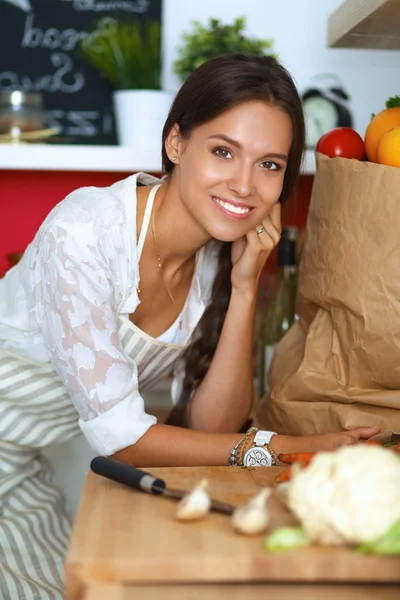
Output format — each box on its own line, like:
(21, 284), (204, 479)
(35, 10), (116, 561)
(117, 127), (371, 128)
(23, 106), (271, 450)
(0, 316), (189, 599)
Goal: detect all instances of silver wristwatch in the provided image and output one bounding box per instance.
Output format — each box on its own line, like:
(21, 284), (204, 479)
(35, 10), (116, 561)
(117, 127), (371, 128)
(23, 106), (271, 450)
(243, 430), (277, 467)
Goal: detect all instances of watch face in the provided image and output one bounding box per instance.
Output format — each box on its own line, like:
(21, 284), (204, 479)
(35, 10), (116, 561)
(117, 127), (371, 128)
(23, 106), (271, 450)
(303, 96), (338, 148)
(243, 446), (272, 467)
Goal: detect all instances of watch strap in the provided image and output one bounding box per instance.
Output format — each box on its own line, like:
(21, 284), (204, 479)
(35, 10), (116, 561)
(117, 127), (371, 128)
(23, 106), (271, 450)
(254, 430), (277, 446)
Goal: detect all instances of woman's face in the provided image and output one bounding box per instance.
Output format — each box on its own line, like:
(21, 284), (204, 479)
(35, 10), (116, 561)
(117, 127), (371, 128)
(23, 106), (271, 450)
(172, 99), (293, 242)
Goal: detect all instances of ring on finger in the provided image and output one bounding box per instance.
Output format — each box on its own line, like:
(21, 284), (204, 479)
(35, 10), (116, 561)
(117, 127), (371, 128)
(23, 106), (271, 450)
(256, 226), (265, 235)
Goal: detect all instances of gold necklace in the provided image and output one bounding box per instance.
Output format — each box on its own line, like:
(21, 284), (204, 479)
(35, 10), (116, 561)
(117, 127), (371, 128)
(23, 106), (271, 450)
(151, 198), (177, 305)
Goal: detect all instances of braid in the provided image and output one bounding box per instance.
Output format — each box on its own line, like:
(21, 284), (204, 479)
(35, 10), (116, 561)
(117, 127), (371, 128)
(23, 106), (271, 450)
(164, 242), (232, 427)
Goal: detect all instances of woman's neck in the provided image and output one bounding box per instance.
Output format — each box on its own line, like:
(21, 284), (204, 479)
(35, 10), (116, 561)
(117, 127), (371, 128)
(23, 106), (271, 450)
(152, 173), (212, 275)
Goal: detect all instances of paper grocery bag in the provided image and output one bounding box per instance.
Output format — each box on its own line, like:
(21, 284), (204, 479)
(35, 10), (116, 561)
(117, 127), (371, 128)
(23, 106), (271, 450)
(255, 153), (400, 439)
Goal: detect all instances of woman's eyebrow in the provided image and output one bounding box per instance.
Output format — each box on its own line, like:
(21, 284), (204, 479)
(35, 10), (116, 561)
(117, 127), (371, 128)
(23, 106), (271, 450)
(208, 134), (243, 149)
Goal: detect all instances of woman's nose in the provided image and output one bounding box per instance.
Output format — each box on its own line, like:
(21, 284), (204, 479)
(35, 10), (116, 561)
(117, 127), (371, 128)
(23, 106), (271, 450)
(227, 166), (254, 198)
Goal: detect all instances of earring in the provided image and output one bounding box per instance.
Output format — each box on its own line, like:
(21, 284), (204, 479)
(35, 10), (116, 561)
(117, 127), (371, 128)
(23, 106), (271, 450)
(171, 156), (177, 162)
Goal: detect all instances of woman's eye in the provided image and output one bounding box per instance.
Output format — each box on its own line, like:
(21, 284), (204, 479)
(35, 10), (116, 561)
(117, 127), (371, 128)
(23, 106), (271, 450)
(261, 161), (281, 171)
(213, 147), (232, 159)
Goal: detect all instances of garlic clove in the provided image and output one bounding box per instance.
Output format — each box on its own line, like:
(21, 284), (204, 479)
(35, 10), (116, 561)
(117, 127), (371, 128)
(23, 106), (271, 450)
(175, 478), (211, 521)
(275, 481), (291, 505)
(232, 488), (272, 535)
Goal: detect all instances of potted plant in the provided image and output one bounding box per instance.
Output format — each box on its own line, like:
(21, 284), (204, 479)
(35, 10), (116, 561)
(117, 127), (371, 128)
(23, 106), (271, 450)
(173, 16), (275, 82)
(80, 17), (173, 158)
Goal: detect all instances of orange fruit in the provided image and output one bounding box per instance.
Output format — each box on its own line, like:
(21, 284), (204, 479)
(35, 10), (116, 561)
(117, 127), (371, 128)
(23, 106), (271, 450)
(364, 107), (400, 163)
(377, 124), (400, 167)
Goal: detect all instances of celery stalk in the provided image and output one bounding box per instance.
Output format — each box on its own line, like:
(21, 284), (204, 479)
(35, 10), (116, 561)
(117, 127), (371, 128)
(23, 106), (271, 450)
(264, 526), (310, 552)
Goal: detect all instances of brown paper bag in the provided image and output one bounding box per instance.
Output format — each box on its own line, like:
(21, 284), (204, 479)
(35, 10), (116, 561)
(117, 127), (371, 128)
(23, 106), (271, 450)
(256, 153), (400, 440)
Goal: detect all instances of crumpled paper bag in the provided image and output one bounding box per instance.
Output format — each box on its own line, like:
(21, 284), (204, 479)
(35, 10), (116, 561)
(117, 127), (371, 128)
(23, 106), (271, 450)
(256, 153), (400, 440)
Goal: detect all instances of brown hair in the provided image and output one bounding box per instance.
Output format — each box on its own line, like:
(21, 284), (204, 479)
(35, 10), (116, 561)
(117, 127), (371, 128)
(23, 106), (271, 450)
(164, 53), (305, 428)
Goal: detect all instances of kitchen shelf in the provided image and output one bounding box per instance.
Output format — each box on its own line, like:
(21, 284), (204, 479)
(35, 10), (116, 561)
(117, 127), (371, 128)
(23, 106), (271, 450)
(0, 144), (316, 175)
(0, 143), (163, 173)
(328, 0), (400, 49)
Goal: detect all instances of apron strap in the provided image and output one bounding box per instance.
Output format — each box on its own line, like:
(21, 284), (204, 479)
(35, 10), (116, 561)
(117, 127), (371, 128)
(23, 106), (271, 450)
(137, 183), (162, 260)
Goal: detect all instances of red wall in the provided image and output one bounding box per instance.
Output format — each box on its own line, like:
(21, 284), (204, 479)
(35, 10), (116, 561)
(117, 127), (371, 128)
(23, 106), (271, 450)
(0, 171), (314, 276)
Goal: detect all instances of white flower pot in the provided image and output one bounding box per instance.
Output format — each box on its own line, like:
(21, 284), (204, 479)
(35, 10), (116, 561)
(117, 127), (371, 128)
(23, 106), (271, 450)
(113, 90), (174, 166)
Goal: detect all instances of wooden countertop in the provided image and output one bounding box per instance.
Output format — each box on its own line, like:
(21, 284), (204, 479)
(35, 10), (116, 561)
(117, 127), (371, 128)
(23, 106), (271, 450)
(66, 466), (400, 600)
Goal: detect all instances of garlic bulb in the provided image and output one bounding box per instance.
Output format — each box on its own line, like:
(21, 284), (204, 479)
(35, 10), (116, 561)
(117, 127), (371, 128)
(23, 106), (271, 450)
(175, 479), (211, 521)
(232, 488), (272, 535)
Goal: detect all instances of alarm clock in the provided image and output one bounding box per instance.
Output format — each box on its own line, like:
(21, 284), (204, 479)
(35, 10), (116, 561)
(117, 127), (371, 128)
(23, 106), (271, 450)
(302, 74), (353, 149)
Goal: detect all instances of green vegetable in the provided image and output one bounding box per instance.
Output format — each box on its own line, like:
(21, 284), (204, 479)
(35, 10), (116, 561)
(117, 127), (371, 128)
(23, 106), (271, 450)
(264, 526), (310, 553)
(357, 521), (400, 556)
(386, 95), (400, 109)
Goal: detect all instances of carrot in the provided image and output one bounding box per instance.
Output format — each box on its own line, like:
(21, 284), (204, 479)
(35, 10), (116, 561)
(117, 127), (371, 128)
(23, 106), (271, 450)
(362, 439), (383, 446)
(278, 451), (316, 465)
(275, 467), (293, 483)
(275, 462), (310, 483)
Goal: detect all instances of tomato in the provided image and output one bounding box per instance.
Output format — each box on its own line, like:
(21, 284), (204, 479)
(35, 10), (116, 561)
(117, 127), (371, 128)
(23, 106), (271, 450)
(315, 127), (365, 160)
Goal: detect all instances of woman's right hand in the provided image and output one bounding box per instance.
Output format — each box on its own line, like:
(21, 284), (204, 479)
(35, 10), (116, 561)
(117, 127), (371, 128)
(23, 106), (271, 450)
(271, 426), (381, 455)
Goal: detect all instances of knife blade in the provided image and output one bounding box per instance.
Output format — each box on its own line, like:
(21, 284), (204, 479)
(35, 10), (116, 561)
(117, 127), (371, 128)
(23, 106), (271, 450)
(90, 456), (236, 515)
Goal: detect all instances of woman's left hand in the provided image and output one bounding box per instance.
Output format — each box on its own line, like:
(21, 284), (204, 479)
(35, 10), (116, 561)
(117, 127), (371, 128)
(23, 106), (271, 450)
(230, 202), (282, 294)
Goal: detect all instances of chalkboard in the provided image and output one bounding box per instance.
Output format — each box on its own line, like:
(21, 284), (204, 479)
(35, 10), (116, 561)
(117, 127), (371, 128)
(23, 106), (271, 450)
(0, 0), (162, 145)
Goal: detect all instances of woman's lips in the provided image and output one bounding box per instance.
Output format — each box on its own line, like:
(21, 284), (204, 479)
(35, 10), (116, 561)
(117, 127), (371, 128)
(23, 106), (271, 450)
(211, 196), (255, 220)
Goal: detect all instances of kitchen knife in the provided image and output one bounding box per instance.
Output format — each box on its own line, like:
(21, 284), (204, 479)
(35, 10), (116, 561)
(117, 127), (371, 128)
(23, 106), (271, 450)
(90, 456), (236, 515)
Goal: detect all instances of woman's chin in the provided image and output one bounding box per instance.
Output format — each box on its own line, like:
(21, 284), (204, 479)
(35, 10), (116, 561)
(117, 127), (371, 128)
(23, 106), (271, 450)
(208, 227), (247, 243)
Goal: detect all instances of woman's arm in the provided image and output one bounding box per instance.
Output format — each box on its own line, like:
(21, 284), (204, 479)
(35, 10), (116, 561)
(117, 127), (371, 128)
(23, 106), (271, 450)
(113, 424), (242, 467)
(188, 287), (257, 432)
(112, 423), (381, 467)
(186, 204), (284, 433)
(36, 202), (157, 456)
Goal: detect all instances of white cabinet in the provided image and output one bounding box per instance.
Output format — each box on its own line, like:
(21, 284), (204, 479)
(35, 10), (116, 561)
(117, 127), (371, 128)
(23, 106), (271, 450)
(328, 0), (400, 49)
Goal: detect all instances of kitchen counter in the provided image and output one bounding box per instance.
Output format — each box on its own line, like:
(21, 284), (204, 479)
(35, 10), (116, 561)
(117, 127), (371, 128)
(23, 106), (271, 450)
(66, 465), (400, 599)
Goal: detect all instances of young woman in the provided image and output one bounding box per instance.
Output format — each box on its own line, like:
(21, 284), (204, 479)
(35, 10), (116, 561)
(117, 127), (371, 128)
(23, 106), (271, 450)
(0, 54), (379, 598)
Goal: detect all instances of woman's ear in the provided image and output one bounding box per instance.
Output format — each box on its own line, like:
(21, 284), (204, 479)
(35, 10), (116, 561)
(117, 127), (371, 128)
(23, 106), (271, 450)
(164, 123), (184, 164)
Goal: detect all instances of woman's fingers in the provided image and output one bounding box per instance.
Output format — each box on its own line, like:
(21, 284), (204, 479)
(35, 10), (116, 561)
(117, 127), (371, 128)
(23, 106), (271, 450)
(345, 426), (381, 443)
(258, 216), (281, 247)
(253, 202), (282, 249)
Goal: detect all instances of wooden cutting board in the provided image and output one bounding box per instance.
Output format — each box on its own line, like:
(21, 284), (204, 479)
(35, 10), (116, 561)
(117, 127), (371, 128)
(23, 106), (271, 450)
(66, 466), (400, 595)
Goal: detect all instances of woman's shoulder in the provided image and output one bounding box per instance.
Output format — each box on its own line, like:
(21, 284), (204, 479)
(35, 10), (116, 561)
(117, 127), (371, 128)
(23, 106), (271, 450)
(43, 174), (140, 232)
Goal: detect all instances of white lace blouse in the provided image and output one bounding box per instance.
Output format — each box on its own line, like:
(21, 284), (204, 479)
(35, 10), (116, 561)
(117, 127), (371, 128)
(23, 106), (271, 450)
(0, 173), (220, 451)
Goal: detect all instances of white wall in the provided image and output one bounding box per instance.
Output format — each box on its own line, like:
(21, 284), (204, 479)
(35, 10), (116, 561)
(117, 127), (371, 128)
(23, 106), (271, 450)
(49, 0), (400, 523)
(162, 0), (400, 138)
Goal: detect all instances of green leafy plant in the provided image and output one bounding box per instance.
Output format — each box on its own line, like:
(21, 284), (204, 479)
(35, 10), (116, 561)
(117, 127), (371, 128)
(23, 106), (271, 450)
(80, 18), (162, 90)
(173, 16), (275, 82)
(386, 95), (400, 108)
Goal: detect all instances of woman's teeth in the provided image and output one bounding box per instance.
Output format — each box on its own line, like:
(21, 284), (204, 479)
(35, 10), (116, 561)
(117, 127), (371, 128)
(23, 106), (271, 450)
(214, 197), (252, 215)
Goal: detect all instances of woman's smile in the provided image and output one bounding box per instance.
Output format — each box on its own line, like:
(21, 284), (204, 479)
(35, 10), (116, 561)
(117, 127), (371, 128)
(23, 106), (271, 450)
(211, 195), (256, 220)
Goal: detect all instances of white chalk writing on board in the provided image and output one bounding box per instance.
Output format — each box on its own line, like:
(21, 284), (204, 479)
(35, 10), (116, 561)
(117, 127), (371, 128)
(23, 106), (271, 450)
(0, 0), (158, 144)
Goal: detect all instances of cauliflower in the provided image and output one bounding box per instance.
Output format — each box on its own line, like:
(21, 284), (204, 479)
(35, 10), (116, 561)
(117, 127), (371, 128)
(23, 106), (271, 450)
(287, 445), (400, 546)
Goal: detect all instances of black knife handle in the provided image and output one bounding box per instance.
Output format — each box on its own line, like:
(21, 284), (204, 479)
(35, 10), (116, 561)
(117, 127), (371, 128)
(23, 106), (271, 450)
(90, 456), (166, 495)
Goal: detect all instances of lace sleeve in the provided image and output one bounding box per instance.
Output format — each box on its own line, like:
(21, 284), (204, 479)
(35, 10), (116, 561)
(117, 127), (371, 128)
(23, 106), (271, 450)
(35, 220), (156, 454)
